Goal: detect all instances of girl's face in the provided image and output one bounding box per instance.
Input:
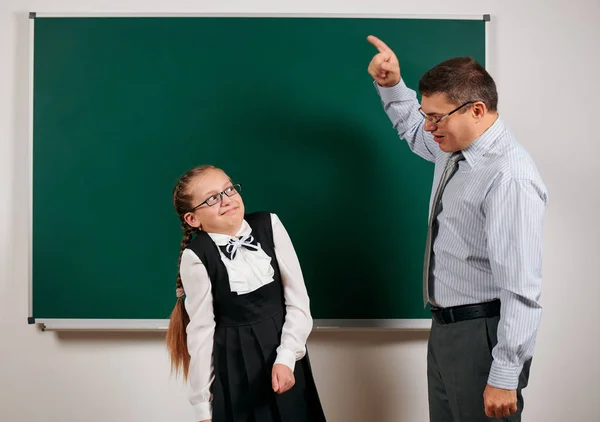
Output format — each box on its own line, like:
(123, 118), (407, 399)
(183, 169), (245, 236)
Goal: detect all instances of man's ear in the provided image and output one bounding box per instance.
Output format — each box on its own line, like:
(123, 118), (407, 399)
(472, 101), (487, 120)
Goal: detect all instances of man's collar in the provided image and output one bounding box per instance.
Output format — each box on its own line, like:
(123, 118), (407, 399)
(461, 116), (505, 167)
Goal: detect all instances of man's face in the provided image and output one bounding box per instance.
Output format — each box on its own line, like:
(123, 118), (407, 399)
(420, 93), (479, 153)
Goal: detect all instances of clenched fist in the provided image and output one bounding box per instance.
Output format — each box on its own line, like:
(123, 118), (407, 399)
(272, 363), (295, 394)
(484, 384), (518, 418)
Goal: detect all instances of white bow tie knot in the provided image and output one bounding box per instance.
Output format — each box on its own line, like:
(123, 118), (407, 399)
(220, 233), (259, 260)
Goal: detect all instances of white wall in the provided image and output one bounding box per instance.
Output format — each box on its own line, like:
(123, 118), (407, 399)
(1, 0), (599, 421)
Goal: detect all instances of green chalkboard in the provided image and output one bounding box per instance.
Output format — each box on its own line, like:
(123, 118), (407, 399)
(30, 15), (486, 327)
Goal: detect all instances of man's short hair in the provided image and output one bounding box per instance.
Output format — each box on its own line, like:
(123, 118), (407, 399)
(418, 57), (498, 112)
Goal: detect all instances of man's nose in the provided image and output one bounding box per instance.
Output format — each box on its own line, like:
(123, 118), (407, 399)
(424, 119), (437, 132)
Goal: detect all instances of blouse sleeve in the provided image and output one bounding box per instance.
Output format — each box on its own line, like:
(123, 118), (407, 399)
(180, 248), (216, 421)
(270, 213), (314, 370)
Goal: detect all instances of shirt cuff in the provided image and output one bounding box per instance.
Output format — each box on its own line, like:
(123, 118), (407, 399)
(193, 401), (212, 422)
(487, 361), (523, 390)
(274, 347), (297, 372)
(374, 79), (411, 103)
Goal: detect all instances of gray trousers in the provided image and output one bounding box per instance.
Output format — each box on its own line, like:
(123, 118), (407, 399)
(427, 315), (532, 422)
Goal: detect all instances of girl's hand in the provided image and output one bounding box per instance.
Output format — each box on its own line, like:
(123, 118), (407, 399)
(272, 363), (295, 394)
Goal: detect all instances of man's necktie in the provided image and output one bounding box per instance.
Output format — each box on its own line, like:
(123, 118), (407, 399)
(423, 151), (465, 307)
(219, 233), (259, 260)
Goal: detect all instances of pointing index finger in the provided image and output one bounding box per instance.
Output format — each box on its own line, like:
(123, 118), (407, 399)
(367, 35), (391, 53)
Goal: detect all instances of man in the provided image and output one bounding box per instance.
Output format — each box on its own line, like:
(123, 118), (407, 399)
(366, 35), (547, 421)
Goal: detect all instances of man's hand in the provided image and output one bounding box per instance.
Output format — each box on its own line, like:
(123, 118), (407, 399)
(272, 363), (295, 394)
(366, 35), (401, 87)
(484, 384), (518, 418)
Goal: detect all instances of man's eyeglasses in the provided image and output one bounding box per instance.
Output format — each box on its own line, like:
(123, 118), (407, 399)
(418, 101), (476, 127)
(188, 184), (242, 212)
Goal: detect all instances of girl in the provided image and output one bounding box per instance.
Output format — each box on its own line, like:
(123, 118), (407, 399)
(166, 165), (326, 422)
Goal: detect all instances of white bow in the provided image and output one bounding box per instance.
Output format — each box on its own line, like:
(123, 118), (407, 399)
(224, 233), (259, 260)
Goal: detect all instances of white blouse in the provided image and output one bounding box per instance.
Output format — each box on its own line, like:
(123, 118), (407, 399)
(179, 213), (313, 422)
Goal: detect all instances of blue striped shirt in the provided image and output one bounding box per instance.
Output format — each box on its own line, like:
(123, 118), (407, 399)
(376, 80), (548, 390)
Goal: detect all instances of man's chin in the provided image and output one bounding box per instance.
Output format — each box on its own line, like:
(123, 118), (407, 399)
(438, 143), (450, 152)
(438, 142), (459, 153)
